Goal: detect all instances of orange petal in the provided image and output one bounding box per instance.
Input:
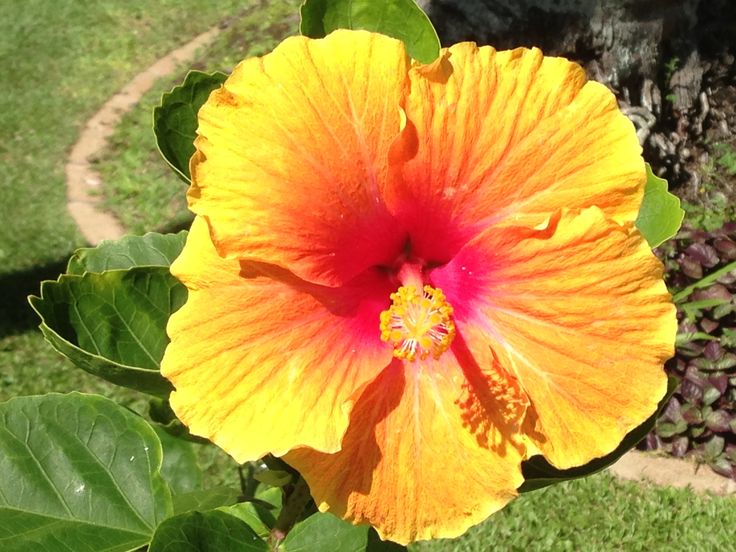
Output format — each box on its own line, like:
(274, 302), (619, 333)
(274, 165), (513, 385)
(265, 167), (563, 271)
(190, 30), (411, 287)
(392, 44), (644, 261)
(286, 352), (527, 545)
(432, 208), (675, 469)
(161, 217), (394, 462)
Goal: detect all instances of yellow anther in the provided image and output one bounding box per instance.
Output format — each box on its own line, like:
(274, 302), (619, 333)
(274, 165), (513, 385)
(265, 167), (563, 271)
(379, 284), (456, 361)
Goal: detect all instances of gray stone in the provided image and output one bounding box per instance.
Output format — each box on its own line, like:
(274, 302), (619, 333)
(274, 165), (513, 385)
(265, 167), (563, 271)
(425, 0), (699, 90)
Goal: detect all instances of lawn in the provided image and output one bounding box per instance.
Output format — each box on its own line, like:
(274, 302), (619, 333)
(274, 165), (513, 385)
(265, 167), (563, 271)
(0, 0), (249, 276)
(0, 0), (253, 388)
(0, 0), (253, 491)
(416, 472), (736, 551)
(3, 1), (736, 551)
(0, 3), (275, 452)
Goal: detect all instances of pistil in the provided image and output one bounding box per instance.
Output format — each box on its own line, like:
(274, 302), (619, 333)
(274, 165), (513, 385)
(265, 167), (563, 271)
(379, 282), (456, 362)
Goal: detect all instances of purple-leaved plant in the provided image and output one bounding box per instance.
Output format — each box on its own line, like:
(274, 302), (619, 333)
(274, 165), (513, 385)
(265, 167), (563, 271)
(644, 222), (736, 478)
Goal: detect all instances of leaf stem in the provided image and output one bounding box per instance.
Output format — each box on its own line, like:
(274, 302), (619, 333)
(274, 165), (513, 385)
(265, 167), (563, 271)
(238, 463), (260, 500)
(269, 476), (312, 550)
(672, 260), (736, 303)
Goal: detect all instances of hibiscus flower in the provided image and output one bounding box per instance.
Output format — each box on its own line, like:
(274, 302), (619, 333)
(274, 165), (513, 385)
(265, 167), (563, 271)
(161, 29), (676, 544)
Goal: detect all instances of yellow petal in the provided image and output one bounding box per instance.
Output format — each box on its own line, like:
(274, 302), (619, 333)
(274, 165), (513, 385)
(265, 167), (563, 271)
(391, 44), (644, 261)
(287, 353), (526, 545)
(190, 30), (411, 287)
(446, 209), (674, 468)
(161, 217), (394, 462)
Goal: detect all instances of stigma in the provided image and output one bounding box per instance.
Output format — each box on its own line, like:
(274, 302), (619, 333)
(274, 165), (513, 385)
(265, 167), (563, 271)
(379, 284), (456, 361)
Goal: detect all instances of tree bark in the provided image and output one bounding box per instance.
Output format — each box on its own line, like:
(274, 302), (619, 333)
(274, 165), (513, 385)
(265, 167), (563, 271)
(423, 0), (736, 190)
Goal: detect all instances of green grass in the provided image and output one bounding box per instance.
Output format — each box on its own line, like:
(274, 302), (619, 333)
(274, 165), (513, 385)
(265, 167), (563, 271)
(0, 0), (257, 379)
(96, 0), (300, 234)
(0, 0), (249, 276)
(0, 0), (253, 403)
(414, 472), (736, 551)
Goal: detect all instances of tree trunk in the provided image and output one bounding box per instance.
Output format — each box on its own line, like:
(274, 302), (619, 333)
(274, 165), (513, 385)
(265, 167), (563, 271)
(423, 0), (736, 191)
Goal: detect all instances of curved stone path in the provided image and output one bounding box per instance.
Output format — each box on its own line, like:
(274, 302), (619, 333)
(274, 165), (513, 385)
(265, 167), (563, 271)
(64, 20), (735, 497)
(65, 23), (223, 245)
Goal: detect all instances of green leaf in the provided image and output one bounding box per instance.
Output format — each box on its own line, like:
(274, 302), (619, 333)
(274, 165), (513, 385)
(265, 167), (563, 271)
(67, 231), (187, 275)
(635, 163), (684, 248)
(681, 298), (731, 321)
(281, 512), (405, 551)
(702, 386), (723, 406)
(148, 510), (267, 552)
(704, 436), (726, 460)
(300, 0), (440, 64)
(518, 376), (679, 493)
(154, 70), (228, 183)
(655, 419), (688, 438)
(675, 331), (719, 345)
(29, 267), (186, 396)
(694, 353), (736, 372)
(153, 425), (203, 495)
(173, 487), (241, 516)
(672, 260), (736, 303)
(282, 512), (368, 552)
(254, 468), (293, 488)
(253, 484), (283, 511)
(0, 393), (172, 552)
(220, 486), (282, 539)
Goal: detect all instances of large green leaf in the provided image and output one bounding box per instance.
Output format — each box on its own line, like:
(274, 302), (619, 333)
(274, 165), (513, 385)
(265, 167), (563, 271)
(149, 510), (267, 552)
(282, 513), (365, 552)
(0, 393), (172, 552)
(153, 425), (203, 496)
(154, 70), (228, 183)
(635, 163), (684, 247)
(29, 267), (186, 396)
(518, 376), (678, 492)
(67, 231), (187, 275)
(300, 0), (440, 64)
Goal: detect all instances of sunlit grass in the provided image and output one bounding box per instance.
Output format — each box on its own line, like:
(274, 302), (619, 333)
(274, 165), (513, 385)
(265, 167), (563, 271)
(414, 472), (736, 551)
(0, 0), (247, 275)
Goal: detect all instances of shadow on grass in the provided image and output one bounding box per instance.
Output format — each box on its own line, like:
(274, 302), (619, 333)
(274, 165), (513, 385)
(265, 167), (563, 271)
(0, 259), (69, 339)
(156, 213), (194, 236)
(1, 216), (193, 340)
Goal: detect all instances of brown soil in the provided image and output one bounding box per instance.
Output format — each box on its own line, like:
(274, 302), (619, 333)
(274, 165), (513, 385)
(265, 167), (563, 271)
(611, 451), (736, 495)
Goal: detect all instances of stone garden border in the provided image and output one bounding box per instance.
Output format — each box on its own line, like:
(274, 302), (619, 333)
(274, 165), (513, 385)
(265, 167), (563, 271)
(65, 23), (223, 245)
(609, 450), (736, 495)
